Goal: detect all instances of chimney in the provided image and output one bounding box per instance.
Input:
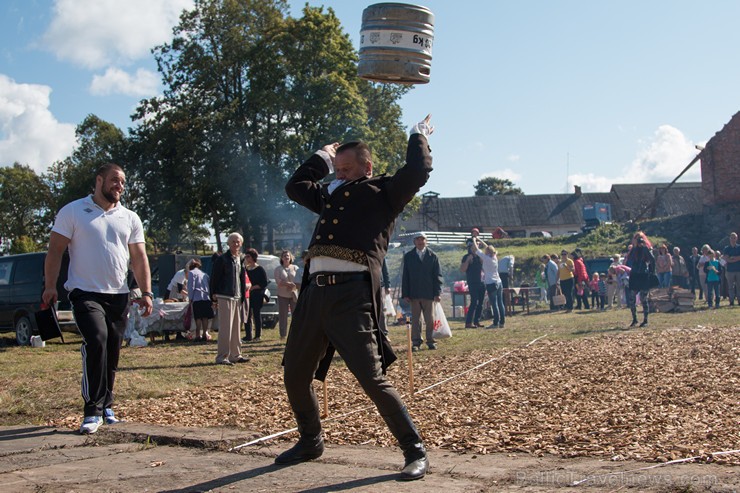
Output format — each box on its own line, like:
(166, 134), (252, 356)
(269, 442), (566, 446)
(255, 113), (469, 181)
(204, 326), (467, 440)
(574, 185), (582, 196)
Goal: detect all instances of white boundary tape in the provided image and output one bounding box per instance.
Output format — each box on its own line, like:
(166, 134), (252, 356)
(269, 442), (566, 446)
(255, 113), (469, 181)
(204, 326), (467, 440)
(229, 334), (548, 452)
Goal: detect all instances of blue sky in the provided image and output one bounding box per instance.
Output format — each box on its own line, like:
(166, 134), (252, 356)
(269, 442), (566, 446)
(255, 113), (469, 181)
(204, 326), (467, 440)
(2, 0), (740, 197)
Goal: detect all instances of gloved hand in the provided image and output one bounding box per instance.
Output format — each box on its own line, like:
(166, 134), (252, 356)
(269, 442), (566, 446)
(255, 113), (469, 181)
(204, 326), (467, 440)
(410, 114), (434, 137)
(319, 142), (340, 163)
(316, 142), (340, 172)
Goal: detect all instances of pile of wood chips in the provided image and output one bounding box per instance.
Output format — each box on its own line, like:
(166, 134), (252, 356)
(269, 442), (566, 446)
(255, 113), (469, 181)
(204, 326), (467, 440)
(60, 326), (739, 465)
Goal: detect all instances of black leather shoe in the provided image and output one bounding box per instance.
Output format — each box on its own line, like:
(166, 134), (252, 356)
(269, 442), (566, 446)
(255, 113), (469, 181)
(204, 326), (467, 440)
(629, 319), (638, 327)
(275, 436), (324, 465)
(400, 448), (429, 481)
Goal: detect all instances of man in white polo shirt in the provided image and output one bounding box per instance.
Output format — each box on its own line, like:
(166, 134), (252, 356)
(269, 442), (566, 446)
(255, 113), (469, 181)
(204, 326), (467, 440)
(43, 163), (152, 435)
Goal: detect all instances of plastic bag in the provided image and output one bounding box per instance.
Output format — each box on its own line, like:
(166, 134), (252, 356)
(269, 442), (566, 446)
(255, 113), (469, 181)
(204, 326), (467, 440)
(124, 304), (148, 347)
(383, 293), (395, 317)
(129, 330), (148, 347)
(432, 301), (452, 339)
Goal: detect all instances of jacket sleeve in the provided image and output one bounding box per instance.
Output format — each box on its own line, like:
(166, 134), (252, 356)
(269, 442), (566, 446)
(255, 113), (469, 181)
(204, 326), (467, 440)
(210, 256), (222, 300)
(647, 251), (656, 273)
(253, 266), (268, 290)
(433, 256), (443, 297)
(381, 259), (390, 289)
(285, 154), (330, 214)
(401, 253), (410, 299)
(385, 134), (433, 215)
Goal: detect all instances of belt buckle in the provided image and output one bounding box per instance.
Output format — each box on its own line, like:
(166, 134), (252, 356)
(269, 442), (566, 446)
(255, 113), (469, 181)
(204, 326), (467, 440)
(315, 274), (330, 287)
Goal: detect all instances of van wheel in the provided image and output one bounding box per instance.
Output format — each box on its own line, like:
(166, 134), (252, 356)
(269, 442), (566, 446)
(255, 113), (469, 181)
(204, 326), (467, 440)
(15, 316), (33, 346)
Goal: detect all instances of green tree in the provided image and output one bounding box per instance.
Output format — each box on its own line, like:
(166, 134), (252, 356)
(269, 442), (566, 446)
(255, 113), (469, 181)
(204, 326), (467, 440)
(0, 164), (53, 253)
(44, 115), (128, 213)
(131, 0), (409, 252)
(474, 177), (524, 196)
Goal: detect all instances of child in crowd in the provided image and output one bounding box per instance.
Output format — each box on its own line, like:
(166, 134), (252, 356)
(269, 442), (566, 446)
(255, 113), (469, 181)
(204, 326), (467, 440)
(704, 249), (723, 308)
(598, 274), (607, 311)
(606, 266), (619, 309)
(589, 273), (601, 309)
(615, 264), (631, 308)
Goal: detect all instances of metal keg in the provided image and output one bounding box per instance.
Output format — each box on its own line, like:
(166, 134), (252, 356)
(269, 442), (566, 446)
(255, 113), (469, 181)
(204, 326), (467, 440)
(358, 3), (435, 85)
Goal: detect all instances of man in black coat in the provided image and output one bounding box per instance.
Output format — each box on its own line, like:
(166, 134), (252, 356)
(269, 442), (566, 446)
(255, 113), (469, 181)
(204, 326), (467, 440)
(278, 116), (434, 481)
(402, 232), (443, 350)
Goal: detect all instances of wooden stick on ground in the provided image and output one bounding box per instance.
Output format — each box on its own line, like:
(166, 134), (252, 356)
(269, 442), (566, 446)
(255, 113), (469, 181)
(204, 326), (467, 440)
(322, 379), (329, 418)
(406, 315), (414, 395)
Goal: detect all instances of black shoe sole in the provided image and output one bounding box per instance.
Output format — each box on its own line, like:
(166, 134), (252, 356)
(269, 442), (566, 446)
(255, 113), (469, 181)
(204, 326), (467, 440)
(274, 451), (323, 465)
(399, 457), (429, 481)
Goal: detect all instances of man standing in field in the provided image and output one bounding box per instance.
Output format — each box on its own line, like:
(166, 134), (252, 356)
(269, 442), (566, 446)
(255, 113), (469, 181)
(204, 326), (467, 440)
(43, 163), (152, 434)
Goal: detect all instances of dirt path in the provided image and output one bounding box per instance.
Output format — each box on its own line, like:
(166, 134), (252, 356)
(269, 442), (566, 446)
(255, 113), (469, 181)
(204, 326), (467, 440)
(0, 424), (737, 492)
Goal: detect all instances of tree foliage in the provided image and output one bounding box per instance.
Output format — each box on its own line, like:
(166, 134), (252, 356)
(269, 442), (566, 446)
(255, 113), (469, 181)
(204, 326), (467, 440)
(474, 177), (524, 196)
(43, 114), (127, 213)
(129, 0), (409, 252)
(0, 164), (53, 253)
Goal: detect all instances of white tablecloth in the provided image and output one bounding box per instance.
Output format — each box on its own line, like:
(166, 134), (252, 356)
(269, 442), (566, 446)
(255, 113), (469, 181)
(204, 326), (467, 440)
(135, 301), (189, 335)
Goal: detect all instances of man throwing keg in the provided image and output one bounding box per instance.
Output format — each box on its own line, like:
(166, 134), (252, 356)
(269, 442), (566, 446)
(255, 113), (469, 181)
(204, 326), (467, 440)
(278, 116), (434, 481)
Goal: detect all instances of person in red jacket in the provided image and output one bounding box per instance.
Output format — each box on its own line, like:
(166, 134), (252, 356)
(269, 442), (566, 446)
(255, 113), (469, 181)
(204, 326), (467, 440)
(571, 250), (590, 310)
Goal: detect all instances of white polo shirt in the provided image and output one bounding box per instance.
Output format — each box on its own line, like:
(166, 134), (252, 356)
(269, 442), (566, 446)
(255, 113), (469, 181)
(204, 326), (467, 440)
(52, 195), (145, 294)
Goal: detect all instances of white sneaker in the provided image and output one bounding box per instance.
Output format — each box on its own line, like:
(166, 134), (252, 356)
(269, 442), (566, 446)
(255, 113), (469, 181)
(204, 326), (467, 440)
(104, 408), (121, 425)
(79, 416), (103, 434)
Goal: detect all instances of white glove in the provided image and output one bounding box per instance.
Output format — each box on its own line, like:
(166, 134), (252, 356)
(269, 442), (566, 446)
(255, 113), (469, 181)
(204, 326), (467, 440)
(316, 142), (340, 172)
(410, 114), (434, 137)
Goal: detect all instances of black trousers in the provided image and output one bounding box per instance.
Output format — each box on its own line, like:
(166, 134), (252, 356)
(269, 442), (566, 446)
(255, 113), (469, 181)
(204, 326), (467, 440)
(69, 289), (129, 417)
(560, 278), (575, 310)
(283, 278), (406, 420)
(245, 290), (264, 340)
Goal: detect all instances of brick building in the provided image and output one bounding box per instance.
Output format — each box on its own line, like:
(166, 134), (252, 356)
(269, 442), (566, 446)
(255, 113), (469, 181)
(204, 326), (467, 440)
(698, 111), (740, 239)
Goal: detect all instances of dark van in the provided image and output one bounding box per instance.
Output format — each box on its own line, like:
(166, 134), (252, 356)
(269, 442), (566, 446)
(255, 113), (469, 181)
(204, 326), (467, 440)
(0, 252), (74, 345)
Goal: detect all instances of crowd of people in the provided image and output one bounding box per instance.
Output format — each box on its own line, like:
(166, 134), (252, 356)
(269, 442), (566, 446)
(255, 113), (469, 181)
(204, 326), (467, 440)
(163, 227), (739, 343)
(534, 231), (740, 324)
(452, 229), (739, 330)
(160, 244), (301, 358)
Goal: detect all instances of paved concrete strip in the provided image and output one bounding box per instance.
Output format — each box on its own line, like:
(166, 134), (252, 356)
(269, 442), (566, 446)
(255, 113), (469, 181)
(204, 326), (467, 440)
(0, 425), (737, 492)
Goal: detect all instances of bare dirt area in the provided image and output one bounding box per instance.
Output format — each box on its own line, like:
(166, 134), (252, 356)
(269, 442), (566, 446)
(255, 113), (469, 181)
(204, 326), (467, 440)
(38, 323), (739, 492)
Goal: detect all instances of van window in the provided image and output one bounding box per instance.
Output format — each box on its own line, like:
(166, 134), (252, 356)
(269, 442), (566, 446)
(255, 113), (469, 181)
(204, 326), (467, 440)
(0, 260), (12, 285)
(258, 256), (280, 279)
(13, 258), (43, 285)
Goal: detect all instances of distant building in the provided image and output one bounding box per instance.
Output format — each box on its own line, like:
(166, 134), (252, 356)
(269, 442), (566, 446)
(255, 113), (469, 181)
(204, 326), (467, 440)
(282, 111), (740, 248)
(698, 110), (740, 237)
(395, 182), (702, 241)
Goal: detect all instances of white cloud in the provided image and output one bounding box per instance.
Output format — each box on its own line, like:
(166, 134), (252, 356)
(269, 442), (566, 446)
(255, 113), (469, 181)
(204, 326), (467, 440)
(481, 168), (523, 184)
(569, 125), (700, 192)
(0, 75), (76, 173)
(506, 154), (520, 162)
(90, 67), (160, 97)
(567, 173), (614, 193)
(42, 0), (194, 69)
(625, 125), (699, 182)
